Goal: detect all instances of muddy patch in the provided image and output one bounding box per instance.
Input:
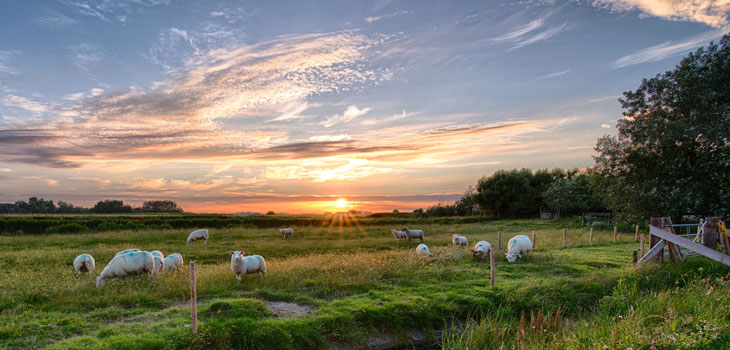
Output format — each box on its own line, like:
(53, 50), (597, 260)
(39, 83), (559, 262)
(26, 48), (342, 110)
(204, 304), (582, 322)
(267, 301), (314, 318)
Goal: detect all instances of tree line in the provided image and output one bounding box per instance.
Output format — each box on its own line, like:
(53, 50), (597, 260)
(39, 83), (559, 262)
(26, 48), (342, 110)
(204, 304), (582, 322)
(0, 198), (183, 214)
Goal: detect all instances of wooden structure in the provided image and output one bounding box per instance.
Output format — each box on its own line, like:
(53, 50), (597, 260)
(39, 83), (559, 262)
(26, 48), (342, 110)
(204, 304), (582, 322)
(638, 217), (730, 267)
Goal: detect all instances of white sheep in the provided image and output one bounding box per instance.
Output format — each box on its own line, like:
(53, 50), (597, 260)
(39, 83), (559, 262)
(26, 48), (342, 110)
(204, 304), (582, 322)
(73, 254), (95, 276)
(470, 241), (492, 262)
(153, 255), (163, 273)
(452, 234), (468, 248)
(150, 250), (164, 260)
(506, 235), (533, 263)
(187, 229), (209, 245)
(402, 227), (424, 242)
(416, 243), (432, 256)
(230, 251), (266, 283)
(280, 228), (294, 238)
(391, 229), (407, 241)
(162, 253), (183, 272)
(96, 251), (155, 288)
(114, 248), (140, 257)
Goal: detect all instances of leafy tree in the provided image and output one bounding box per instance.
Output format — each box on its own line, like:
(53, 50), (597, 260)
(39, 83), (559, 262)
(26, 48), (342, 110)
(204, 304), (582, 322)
(594, 35), (730, 222)
(265, 210), (275, 215)
(92, 200), (132, 213)
(474, 169), (537, 217)
(142, 200), (182, 213)
(543, 178), (587, 218)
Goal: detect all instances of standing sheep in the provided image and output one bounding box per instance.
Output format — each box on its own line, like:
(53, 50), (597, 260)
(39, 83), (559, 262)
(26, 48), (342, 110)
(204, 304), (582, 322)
(230, 251), (266, 283)
(402, 227), (424, 241)
(150, 250), (164, 260)
(153, 255), (164, 273)
(391, 229), (407, 241)
(187, 229), (209, 245)
(505, 235), (533, 263)
(73, 254), (95, 276)
(280, 228), (294, 238)
(162, 253), (183, 272)
(470, 241), (492, 262)
(416, 243), (432, 256)
(96, 251), (156, 288)
(452, 234), (468, 248)
(115, 248), (140, 257)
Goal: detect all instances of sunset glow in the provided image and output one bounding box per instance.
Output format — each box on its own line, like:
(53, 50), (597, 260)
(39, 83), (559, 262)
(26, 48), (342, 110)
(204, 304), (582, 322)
(0, 1), (716, 213)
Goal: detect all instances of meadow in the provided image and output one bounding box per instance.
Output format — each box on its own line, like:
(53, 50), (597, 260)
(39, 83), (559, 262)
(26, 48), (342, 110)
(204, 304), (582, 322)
(1, 215), (728, 349)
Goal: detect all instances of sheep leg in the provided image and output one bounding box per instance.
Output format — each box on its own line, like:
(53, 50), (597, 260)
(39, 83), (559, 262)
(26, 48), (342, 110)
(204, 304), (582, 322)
(236, 274), (241, 283)
(258, 271), (264, 279)
(419, 237), (423, 242)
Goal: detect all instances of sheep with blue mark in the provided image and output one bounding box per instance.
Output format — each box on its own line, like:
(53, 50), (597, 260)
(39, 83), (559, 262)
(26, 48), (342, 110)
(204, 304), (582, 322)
(505, 235), (532, 262)
(96, 250), (156, 288)
(162, 253), (183, 272)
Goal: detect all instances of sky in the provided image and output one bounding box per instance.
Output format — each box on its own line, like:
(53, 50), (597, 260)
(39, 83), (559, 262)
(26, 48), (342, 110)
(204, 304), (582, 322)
(0, 0), (728, 213)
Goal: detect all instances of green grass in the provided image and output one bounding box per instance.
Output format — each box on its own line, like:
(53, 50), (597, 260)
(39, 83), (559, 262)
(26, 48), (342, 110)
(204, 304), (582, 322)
(0, 217), (722, 349)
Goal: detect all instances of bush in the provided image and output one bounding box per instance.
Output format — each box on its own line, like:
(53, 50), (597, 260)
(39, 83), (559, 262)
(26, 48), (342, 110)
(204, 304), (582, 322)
(45, 223), (89, 234)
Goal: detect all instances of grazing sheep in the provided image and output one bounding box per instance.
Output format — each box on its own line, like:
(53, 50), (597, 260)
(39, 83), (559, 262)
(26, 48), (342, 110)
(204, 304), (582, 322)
(416, 243), (432, 256)
(402, 227), (424, 241)
(280, 228), (294, 238)
(230, 251), (266, 283)
(470, 241), (492, 262)
(114, 248), (140, 257)
(187, 229), (209, 245)
(391, 229), (407, 241)
(73, 254), (95, 276)
(96, 251), (155, 288)
(162, 253), (183, 272)
(452, 234), (468, 248)
(505, 235), (533, 263)
(153, 255), (164, 273)
(150, 250), (164, 260)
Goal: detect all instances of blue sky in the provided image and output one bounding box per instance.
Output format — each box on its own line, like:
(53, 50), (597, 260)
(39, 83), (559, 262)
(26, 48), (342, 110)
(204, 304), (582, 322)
(0, 0), (727, 213)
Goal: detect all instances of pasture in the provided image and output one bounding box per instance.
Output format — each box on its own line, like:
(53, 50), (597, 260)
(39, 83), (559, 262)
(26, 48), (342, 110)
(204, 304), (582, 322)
(0, 217), (728, 349)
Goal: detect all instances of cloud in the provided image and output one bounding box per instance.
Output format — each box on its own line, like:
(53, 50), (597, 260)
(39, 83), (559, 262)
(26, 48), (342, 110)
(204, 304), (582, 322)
(70, 44), (104, 75)
(210, 163), (233, 174)
(509, 22), (568, 50)
(361, 110), (412, 126)
(611, 29), (725, 68)
(365, 10), (410, 23)
(33, 11), (78, 27)
(0, 168), (10, 172)
(536, 68), (570, 80)
(2, 95), (48, 113)
(590, 0), (730, 27)
(263, 159), (392, 182)
(71, 177), (111, 186)
(0, 32), (386, 168)
(269, 100), (316, 122)
(491, 17), (547, 43)
(23, 176), (59, 186)
(489, 9), (568, 51)
(0, 50), (19, 75)
(308, 134), (352, 142)
(585, 95), (621, 103)
(601, 123), (612, 128)
(321, 105), (371, 127)
(60, 0), (170, 23)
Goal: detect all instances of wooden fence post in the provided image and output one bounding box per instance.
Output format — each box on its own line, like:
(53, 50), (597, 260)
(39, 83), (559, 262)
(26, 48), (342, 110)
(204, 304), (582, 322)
(189, 261), (198, 334)
(613, 226), (617, 243)
(635, 225), (639, 241)
(640, 233), (645, 257)
(632, 250), (638, 265)
(532, 230), (536, 249)
(589, 227), (593, 245)
(497, 231), (502, 250)
(563, 228), (567, 248)
(650, 217), (664, 263)
(490, 248), (495, 289)
(704, 217), (719, 250)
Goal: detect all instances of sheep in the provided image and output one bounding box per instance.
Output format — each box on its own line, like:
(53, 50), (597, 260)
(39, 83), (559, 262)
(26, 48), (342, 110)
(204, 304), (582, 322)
(162, 253), (183, 272)
(73, 254), (95, 276)
(402, 227), (424, 241)
(187, 229), (209, 245)
(150, 250), (164, 260)
(114, 248), (140, 257)
(452, 234), (468, 248)
(230, 251), (266, 283)
(470, 241), (492, 262)
(391, 229), (407, 241)
(153, 255), (164, 273)
(96, 251), (155, 288)
(280, 228), (294, 238)
(505, 235), (533, 263)
(416, 243), (432, 256)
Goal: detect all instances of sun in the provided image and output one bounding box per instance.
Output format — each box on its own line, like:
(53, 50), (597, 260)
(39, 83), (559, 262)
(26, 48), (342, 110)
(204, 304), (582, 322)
(334, 198), (348, 208)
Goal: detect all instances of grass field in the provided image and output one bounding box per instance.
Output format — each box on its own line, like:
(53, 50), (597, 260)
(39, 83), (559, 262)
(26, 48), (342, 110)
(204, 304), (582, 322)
(1, 216), (728, 349)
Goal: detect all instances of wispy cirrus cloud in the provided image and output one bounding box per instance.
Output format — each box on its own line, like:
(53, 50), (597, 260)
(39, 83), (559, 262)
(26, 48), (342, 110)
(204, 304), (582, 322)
(60, 0), (170, 23)
(33, 10), (78, 27)
(321, 105), (371, 127)
(361, 110), (413, 126)
(590, 0), (730, 28)
(0, 50), (19, 75)
(536, 68), (570, 80)
(365, 10), (410, 23)
(2, 95), (48, 113)
(611, 29), (725, 68)
(490, 9), (568, 51)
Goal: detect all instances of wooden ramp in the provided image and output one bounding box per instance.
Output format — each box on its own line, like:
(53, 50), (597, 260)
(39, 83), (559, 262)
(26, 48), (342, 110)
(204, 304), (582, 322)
(640, 225), (730, 267)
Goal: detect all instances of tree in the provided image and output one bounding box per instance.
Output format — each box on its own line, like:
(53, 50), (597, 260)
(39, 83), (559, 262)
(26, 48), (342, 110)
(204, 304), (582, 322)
(474, 169), (537, 217)
(92, 200), (132, 213)
(266, 210), (275, 215)
(142, 200), (182, 213)
(543, 179), (587, 218)
(594, 34), (730, 222)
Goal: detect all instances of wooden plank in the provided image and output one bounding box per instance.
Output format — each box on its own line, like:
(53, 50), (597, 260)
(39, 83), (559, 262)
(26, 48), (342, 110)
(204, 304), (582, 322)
(638, 239), (665, 265)
(650, 217), (664, 263)
(666, 218), (683, 261)
(650, 226), (730, 267)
